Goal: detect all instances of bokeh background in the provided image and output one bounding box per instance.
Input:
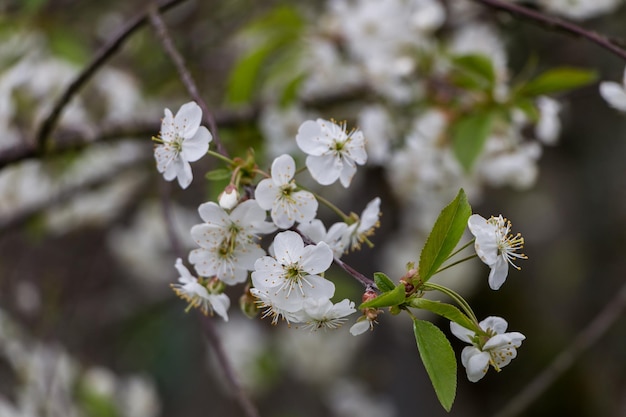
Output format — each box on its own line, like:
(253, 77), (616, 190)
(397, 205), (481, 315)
(1, 0), (626, 416)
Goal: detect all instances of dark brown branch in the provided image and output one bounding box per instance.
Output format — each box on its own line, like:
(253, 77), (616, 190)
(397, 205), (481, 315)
(148, 7), (230, 158)
(34, 0), (190, 152)
(1, 105), (259, 170)
(158, 181), (260, 417)
(0, 154), (149, 232)
(493, 280), (626, 417)
(199, 315), (261, 417)
(471, 0), (626, 61)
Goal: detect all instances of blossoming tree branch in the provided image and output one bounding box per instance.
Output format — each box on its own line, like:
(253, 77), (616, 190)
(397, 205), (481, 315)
(153, 99), (531, 410)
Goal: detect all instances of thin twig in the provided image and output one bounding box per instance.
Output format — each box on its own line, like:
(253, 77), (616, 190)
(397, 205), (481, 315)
(158, 181), (260, 417)
(1, 105), (259, 170)
(493, 280), (626, 417)
(148, 6), (229, 158)
(199, 314), (261, 417)
(471, 0), (626, 61)
(34, 0), (190, 152)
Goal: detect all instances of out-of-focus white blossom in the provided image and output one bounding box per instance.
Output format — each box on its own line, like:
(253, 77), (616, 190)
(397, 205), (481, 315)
(600, 66), (626, 112)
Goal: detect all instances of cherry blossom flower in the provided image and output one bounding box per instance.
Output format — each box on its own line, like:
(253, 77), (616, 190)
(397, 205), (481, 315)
(171, 258), (230, 321)
(450, 316), (525, 382)
(255, 154), (318, 228)
(302, 298), (356, 330)
(298, 219), (349, 257)
(154, 101), (212, 189)
(251, 231), (335, 312)
(296, 119), (367, 188)
(250, 287), (306, 325)
(599, 66), (626, 112)
(345, 197), (381, 251)
(468, 214), (527, 290)
(189, 200), (275, 285)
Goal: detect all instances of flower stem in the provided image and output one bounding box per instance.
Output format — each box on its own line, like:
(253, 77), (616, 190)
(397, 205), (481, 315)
(446, 238), (475, 261)
(434, 254), (478, 275)
(207, 149), (235, 165)
(422, 282), (479, 324)
(307, 190), (350, 222)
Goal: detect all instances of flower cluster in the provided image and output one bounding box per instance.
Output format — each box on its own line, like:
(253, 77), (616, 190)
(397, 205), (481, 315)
(154, 102), (528, 393)
(157, 108), (376, 331)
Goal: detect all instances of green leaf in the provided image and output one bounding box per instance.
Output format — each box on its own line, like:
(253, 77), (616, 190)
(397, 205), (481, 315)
(226, 6), (304, 104)
(517, 67), (597, 97)
(205, 168), (232, 181)
(413, 319), (457, 412)
(450, 54), (496, 91)
(359, 284), (405, 309)
(408, 298), (478, 333)
(374, 272), (395, 292)
(418, 189), (472, 283)
(451, 111), (495, 172)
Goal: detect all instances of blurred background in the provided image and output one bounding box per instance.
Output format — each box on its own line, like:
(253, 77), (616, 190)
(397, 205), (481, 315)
(1, 0), (626, 416)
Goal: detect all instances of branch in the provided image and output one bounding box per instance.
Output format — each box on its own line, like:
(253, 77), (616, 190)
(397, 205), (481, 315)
(471, 0), (626, 61)
(157, 181), (260, 417)
(493, 279), (626, 417)
(34, 0), (190, 152)
(1, 105), (259, 170)
(148, 6), (230, 158)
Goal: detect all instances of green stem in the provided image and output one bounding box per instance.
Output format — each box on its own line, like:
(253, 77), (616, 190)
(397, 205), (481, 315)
(434, 254), (478, 275)
(207, 149), (234, 165)
(446, 238), (475, 261)
(305, 189), (350, 222)
(422, 282), (479, 324)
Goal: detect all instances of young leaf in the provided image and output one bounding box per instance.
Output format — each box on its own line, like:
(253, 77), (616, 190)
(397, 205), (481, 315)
(205, 168), (232, 181)
(418, 189), (472, 283)
(374, 272), (395, 292)
(451, 111), (495, 172)
(408, 298), (478, 333)
(413, 319), (457, 412)
(450, 54), (496, 91)
(517, 67), (597, 97)
(359, 284), (405, 309)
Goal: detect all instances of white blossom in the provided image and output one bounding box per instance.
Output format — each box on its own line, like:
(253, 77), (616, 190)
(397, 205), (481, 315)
(468, 214), (527, 290)
(302, 298), (356, 330)
(298, 219), (349, 258)
(189, 200), (275, 285)
(535, 96), (561, 145)
(251, 231), (335, 312)
(255, 154), (318, 228)
(296, 119), (367, 188)
(171, 258), (230, 321)
(450, 316), (525, 382)
(345, 197), (381, 251)
(599, 66), (626, 112)
(154, 101), (212, 189)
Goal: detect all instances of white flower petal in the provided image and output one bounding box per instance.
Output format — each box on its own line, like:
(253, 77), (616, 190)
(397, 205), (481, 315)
(479, 316), (509, 334)
(462, 348), (490, 382)
(300, 241), (333, 274)
(488, 256), (509, 290)
(599, 81), (626, 111)
(272, 231), (305, 265)
(450, 321), (475, 343)
(296, 120), (331, 155)
(254, 178), (277, 210)
(350, 319), (371, 336)
(271, 154), (296, 185)
(175, 101), (203, 138)
(306, 154), (343, 185)
(181, 126), (211, 162)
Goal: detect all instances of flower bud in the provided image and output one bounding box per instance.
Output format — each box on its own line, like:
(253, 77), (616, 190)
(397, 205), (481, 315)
(239, 289), (258, 319)
(207, 277), (226, 294)
(218, 185), (239, 210)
